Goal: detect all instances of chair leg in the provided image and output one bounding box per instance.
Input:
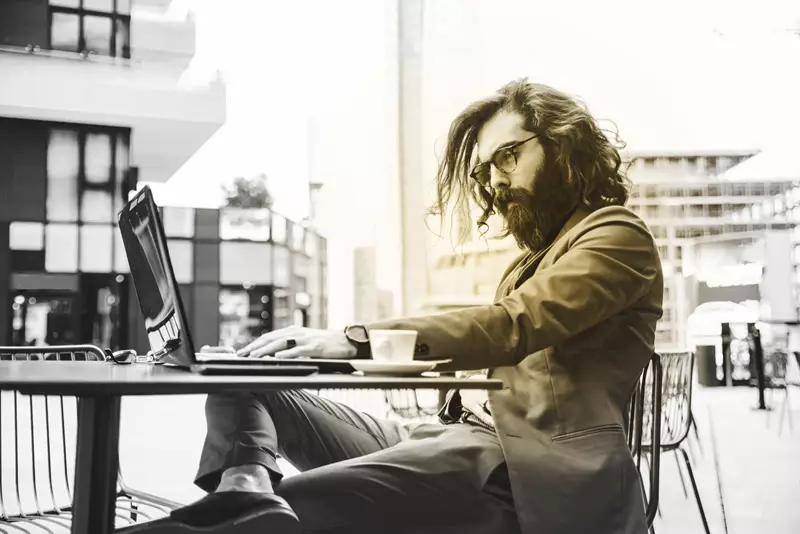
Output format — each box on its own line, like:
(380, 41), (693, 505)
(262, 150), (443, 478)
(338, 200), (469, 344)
(778, 388), (792, 436)
(674, 450), (689, 498)
(691, 416), (704, 457)
(678, 447), (711, 534)
(642, 454), (662, 519)
(764, 388), (780, 434)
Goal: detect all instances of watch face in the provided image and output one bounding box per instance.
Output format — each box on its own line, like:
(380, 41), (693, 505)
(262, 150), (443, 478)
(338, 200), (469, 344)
(347, 325), (369, 343)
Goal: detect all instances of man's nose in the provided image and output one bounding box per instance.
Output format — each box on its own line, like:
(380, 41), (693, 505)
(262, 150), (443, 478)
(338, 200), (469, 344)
(490, 167), (510, 191)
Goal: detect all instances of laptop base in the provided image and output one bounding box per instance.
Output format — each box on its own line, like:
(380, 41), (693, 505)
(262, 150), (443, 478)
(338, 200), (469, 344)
(192, 364), (319, 376)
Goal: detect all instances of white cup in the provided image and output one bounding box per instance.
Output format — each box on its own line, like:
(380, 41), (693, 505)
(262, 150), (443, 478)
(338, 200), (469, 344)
(369, 330), (418, 363)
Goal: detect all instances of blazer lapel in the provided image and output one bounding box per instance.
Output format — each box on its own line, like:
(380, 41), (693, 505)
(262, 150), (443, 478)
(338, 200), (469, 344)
(503, 207), (594, 296)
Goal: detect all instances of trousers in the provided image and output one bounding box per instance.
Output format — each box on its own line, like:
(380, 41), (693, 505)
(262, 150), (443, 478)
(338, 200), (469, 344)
(194, 389), (520, 534)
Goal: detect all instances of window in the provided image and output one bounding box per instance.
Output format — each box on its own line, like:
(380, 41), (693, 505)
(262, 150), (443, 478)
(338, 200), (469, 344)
(49, 0), (131, 58)
(291, 223), (305, 252)
(220, 242), (273, 285)
(47, 129), (80, 222)
(79, 225), (112, 272)
(10, 223), (45, 251)
(84, 132), (113, 184)
(704, 157), (718, 175)
(167, 240), (194, 284)
(271, 214), (287, 244)
(163, 207), (196, 238)
(274, 246), (291, 287)
(47, 125), (131, 225)
(45, 224), (79, 272)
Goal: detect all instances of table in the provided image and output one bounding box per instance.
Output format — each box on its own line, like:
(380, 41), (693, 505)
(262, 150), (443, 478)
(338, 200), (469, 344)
(0, 361), (503, 534)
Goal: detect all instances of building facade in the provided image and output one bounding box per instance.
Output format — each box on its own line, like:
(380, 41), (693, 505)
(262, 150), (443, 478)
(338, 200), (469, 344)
(0, 0), (230, 351)
(422, 151), (798, 350)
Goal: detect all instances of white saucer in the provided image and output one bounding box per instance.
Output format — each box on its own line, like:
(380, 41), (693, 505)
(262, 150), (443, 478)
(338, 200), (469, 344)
(350, 360), (452, 376)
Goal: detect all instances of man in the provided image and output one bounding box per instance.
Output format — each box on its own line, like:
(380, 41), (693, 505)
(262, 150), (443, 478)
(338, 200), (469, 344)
(130, 79), (663, 534)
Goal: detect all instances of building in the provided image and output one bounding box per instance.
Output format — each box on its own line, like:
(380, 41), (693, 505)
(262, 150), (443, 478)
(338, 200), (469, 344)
(133, 205), (328, 354)
(422, 151), (798, 351)
(0, 0), (230, 350)
(626, 151), (795, 349)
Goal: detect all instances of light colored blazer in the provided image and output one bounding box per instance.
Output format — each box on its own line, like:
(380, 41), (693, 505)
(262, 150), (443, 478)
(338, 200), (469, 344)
(367, 205), (664, 534)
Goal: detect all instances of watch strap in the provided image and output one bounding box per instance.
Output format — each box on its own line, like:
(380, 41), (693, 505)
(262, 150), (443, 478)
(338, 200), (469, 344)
(344, 326), (372, 359)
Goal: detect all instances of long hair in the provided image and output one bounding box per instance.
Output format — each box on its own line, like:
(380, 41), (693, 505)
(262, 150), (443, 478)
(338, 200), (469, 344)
(430, 78), (630, 238)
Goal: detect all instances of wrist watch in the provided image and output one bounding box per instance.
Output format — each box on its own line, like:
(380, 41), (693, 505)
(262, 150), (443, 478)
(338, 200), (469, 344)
(343, 325), (371, 359)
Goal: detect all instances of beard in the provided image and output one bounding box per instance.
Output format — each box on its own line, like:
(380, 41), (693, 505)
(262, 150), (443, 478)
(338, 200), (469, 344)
(494, 161), (579, 251)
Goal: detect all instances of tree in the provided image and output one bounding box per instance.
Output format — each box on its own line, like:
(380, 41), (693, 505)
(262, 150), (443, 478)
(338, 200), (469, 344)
(223, 174), (274, 209)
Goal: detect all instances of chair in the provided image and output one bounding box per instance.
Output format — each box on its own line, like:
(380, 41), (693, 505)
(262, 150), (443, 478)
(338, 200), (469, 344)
(0, 345), (181, 532)
(642, 351), (713, 534)
(765, 350), (799, 436)
(310, 388), (440, 423)
(628, 352), (663, 531)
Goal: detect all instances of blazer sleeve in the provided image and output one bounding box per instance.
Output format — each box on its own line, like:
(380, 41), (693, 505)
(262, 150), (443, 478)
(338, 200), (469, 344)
(365, 207), (661, 370)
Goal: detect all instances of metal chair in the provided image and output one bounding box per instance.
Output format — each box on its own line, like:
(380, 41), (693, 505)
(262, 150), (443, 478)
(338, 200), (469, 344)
(642, 351), (712, 534)
(310, 388), (440, 423)
(0, 345), (181, 533)
(628, 352), (663, 531)
(764, 350), (799, 436)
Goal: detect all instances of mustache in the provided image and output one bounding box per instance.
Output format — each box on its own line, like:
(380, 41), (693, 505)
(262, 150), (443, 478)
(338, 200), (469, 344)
(494, 187), (530, 205)
(494, 188), (532, 211)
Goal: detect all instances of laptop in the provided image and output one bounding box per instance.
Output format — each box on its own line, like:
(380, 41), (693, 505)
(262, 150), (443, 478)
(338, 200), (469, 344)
(118, 185), (354, 376)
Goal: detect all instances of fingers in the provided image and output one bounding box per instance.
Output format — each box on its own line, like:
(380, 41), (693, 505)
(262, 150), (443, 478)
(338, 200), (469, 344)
(248, 337), (302, 359)
(273, 345), (318, 359)
(238, 327), (299, 356)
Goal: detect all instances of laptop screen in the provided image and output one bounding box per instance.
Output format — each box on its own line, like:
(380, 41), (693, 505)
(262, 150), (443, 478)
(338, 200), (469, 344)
(118, 187), (195, 367)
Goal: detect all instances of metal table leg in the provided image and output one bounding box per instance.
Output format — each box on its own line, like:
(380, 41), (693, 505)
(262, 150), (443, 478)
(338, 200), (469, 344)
(71, 395), (122, 534)
(749, 325), (768, 410)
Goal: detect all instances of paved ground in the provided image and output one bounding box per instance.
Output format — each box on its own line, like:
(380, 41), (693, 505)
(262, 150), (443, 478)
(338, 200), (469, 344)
(650, 384), (800, 534)
(113, 384), (800, 533)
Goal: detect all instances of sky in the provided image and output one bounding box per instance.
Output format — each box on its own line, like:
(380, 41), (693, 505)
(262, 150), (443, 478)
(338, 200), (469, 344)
(163, 0), (800, 224)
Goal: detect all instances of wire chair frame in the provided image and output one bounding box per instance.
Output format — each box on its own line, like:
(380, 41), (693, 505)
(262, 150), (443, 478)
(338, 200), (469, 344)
(0, 345), (180, 533)
(307, 388), (441, 424)
(641, 351), (712, 534)
(628, 352), (663, 530)
(648, 351), (695, 450)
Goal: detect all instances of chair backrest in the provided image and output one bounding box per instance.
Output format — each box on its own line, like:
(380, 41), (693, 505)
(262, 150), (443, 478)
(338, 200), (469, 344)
(0, 345), (106, 519)
(650, 351), (694, 449)
(628, 353), (663, 528)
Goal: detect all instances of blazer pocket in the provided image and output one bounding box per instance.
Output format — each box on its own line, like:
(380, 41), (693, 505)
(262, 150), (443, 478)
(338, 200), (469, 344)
(551, 423), (625, 443)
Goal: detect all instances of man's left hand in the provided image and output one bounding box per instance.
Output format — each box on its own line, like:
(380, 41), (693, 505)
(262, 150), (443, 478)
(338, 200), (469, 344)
(236, 327), (357, 360)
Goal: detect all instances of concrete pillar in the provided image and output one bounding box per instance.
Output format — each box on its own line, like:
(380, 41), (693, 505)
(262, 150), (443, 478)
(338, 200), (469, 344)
(396, 0), (429, 315)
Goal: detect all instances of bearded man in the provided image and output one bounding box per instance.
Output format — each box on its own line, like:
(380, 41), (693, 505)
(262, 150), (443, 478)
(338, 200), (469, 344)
(130, 79), (663, 534)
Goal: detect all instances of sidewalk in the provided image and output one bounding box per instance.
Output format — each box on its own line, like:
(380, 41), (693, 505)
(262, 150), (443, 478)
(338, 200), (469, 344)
(651, 385), (800, 534)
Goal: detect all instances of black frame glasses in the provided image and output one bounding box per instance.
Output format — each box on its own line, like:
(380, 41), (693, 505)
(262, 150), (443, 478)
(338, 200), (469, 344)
(470, 134), (538, 187)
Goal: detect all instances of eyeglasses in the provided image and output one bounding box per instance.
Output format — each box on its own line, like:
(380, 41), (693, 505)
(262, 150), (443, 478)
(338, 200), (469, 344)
(470, 135), (538, 187)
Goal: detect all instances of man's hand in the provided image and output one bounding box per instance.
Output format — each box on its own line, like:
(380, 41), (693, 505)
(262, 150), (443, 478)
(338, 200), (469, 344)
(236, 327), (357, 360)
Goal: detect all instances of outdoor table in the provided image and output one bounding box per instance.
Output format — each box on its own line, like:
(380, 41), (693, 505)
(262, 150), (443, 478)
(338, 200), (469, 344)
(0, 361), (503, 534)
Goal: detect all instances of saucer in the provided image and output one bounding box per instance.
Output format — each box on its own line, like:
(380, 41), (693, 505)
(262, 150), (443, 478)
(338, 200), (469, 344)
(350, 359), (452, 376)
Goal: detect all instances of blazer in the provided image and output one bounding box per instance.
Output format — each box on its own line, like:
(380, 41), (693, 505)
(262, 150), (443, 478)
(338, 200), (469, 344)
(366, 205), (664, 534)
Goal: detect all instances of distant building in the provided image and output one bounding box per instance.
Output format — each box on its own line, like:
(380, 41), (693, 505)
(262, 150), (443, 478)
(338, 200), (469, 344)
(626, 151), (795, 348)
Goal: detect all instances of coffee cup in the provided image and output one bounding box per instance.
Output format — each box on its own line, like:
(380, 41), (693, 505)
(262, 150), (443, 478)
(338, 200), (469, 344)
(369, 330), (418, 363)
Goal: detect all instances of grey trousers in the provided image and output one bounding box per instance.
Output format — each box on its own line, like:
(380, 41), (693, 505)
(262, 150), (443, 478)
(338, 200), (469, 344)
(194, 390), (520, 534)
